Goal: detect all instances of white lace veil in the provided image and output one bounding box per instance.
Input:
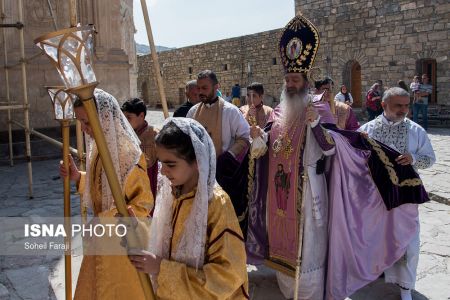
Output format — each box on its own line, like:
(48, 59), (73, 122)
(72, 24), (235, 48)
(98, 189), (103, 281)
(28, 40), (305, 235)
(82, 89), (142, 212)
(148, 118), (216, 270)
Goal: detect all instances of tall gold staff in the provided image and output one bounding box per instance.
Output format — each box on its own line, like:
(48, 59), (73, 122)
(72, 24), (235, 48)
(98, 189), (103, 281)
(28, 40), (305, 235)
(68, 0), (88, 223)
(45, 87), (75, 300)
(35, 25), (155, 300)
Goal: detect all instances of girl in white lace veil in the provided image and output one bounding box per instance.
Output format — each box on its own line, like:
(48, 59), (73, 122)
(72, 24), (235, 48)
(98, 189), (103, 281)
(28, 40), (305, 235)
(147, 117), (216, 270)
(77, 89), (142, 212)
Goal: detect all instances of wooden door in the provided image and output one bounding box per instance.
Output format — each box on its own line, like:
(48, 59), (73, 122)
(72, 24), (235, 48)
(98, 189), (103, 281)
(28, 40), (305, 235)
(351, 62), (362, 107)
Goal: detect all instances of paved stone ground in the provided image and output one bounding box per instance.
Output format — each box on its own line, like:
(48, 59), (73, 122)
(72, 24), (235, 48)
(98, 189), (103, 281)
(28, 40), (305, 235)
(0, 110), (448, 299)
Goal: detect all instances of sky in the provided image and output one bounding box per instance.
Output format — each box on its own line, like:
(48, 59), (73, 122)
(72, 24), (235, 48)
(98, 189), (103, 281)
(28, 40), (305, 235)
(133, 0), (295, 48)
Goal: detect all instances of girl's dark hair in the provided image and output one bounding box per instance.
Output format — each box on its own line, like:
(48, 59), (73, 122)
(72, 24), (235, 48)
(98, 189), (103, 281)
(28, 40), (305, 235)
(155, 121), (196, 163)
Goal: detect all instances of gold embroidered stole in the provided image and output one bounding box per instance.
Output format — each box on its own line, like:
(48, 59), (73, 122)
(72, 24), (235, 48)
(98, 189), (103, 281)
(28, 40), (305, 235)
(266, 111), (307, 272)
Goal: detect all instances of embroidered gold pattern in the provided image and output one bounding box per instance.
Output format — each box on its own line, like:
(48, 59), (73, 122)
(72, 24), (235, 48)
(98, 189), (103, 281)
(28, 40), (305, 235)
(366, 137), (422, 187)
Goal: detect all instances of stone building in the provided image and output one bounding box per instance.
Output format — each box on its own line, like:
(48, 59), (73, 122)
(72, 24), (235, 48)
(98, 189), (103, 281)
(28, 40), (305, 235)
(0, 0), (137, 133)
(137, 29), (286, 108)
(138, 0), (449, 109)
(295, 0), (450, 107)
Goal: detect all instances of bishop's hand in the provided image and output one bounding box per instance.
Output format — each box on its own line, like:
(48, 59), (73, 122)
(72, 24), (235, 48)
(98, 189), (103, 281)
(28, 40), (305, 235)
(306, 106), (319, 124)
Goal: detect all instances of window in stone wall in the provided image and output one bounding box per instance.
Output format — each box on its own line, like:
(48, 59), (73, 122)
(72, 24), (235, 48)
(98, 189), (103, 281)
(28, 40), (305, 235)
(223, 64), (229, 71)
(188, 67), (193, 74)
(272, 58), (277, 65)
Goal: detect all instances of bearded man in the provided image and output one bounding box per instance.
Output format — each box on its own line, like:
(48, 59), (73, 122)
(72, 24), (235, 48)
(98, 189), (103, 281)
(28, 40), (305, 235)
(246, 15), (430, 300)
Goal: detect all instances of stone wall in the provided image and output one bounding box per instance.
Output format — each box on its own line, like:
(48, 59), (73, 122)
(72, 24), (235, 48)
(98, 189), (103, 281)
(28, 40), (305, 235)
(0, 0), (136, 136)
(138, 0), (449, 109)
(295, 0), (450, 106)
(137, 29), (286, 108)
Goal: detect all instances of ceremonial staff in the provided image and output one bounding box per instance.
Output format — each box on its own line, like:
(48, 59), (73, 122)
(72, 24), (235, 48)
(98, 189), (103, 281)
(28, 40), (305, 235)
(69, 0), (88, 223)
(45, 87), (75, 300)
(35, 25), (155, 300)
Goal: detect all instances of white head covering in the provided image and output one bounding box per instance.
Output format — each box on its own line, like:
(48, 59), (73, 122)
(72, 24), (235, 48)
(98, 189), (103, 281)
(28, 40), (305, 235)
(148, 118), (216, 270)
(82, 89), (142, 211)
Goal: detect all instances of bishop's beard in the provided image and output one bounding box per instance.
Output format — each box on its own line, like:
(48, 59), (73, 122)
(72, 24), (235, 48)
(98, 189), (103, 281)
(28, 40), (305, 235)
(279, 86), (309, 128)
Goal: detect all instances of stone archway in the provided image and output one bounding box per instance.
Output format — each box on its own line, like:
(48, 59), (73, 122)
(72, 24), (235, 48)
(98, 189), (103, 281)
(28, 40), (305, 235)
(343, 60), (362, 107)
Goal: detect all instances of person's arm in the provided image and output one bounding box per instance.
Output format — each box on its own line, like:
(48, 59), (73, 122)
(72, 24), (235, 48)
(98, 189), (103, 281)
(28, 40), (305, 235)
(306, 107), (335, 156)
(411, 128), (436, 169)
(310, 119), (336, 156)
(367, 91), (380, 102)
(156, 192), (248, 299)
(349, 93), (354, 104)
(228, 109), (250, 162)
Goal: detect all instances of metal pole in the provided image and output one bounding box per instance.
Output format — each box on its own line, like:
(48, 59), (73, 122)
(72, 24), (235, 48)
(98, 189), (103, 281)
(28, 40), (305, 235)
(0, 105), (23, 110)
(76, 121), (85, 171)
(68, 0), (87, 221)
(11, 120), (78, 156)
(17, 0), (33, 198)
(76, 120), (87, 223)
(140, 0), (169, 118)
(0, 0), (13, 166)
(61, 120), (72, 300)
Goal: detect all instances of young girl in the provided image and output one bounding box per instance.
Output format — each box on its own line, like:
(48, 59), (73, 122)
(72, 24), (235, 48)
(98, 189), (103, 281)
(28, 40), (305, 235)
(60, 89), (153, 299)
(128, 118), (249, 299)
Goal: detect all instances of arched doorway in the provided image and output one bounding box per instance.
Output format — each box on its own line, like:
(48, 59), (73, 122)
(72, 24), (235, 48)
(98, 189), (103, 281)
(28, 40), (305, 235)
(343, 60), (362, 107)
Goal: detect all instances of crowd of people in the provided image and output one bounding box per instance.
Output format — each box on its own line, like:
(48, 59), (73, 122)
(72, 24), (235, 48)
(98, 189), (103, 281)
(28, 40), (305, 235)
(59, 15), (436, 300)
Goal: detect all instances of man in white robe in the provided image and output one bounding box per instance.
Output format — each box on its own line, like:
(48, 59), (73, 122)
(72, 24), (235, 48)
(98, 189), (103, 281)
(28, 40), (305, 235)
(360, 87), (436, 300)
(187, 70), (250, 233)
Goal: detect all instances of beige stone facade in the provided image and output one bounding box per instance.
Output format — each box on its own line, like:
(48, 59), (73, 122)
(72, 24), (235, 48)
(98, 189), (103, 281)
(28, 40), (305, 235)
(137, 30), (286, 108)
(138, 1), (449, 109)
(296, 0), (450, 107)
(0, 0), (137, 132)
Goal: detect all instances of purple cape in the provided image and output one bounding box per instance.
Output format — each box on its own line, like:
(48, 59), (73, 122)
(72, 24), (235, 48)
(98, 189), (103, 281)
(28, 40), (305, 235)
(246, 122), (427, 299)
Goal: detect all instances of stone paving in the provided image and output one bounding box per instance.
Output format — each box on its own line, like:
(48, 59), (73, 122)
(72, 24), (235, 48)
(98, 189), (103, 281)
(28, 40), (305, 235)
(0, 110), (448, 299)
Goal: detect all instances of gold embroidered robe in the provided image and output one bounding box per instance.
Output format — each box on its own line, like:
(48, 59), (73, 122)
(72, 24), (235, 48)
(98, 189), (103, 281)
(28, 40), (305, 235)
(156, 187), (249, 299)
(75, 153), (153, 300)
